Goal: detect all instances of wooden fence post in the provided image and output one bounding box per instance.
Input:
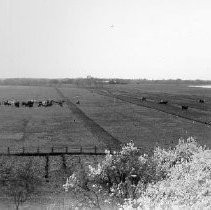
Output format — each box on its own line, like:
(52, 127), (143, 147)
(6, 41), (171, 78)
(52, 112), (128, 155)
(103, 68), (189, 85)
(22, 147), (25, 153)
(78, 156), (81, 164)
(51, 147), (54, 153)
(37, 147), (40, 153)
(80, 146), (82, 153)
(94, 146), (97, 154)
(45, 155), (49, 182)
(7, 147), (10, 155)
(65, 147), (68, 153)
(61, 155), (67, 170)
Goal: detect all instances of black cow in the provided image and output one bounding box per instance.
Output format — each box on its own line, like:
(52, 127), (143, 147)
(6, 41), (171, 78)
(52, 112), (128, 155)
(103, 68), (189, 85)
(76, 100), (80, 104)
(23, 101), (34, 107)
(14, 101), (20, 108)
(3, 101), (11, 106)
(46, 100), (53, 107)
(182, 105), (188, 110)
(140, 97), (146, 101)
(199, 99), (205, 103)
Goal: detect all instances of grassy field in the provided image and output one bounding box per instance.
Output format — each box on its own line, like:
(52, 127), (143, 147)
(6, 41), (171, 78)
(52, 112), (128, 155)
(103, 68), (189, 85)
(0, 86), (101, 153)
(60, 84), (211, 151)
(0, 84), (211, 208)
(0, 84), (210, 151)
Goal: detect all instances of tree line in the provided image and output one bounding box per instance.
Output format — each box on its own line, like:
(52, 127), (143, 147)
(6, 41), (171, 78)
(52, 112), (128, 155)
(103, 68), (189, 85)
(0, 78), (211, 87)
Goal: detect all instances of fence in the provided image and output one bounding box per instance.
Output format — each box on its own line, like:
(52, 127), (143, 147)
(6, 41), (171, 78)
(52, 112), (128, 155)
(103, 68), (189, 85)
(0, 146), (118, 182)
(3, 145), (111, 156)
(0, 145), (150, 182)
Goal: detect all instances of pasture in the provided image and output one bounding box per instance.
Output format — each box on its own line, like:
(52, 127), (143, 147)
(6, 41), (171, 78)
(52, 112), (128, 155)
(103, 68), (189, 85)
(60, 84), (211, 151)
(0, 86), (101, 153)
(0, 84), (210, 152)
(0, 84), (211, 208)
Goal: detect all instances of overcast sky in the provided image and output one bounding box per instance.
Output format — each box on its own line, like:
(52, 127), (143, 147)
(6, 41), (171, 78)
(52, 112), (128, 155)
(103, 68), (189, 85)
(0, 0), (211, 79)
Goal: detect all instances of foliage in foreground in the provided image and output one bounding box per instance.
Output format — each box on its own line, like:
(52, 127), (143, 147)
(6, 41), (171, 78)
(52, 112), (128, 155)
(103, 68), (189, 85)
(0, 157), (42, 210)
(64, 137), (211, 209)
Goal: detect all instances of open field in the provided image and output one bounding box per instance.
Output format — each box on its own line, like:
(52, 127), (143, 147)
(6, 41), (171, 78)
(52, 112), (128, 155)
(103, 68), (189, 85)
(55, 87), (120, 149)
(0, 84), (211, 208)
(60, 84), (211, 151)
(0, 86), (102, 153)
(0, 84), (210, 152)
(106, 83), (211, 113)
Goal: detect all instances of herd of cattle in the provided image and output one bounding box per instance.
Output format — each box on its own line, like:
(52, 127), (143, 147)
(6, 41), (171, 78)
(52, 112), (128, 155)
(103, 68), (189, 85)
(0, 99), (66, 108)
(140, 97), (206, 110)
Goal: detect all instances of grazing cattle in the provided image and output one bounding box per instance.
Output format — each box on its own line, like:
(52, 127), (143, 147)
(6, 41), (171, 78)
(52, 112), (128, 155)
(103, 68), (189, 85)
(199, 99), (205, 103)
(76, 100), (80, 104)
(41, 100), (53, 107)
(14, 101), (20, 108)
(141, 97), (146, 101)
(38, 100), (61, 107)
(158, 100), (168, 105)
(38, 101), (43, 107)
(182, 105), (188, 110)
(2, 98), (64, 108)
(58, 101), (63, 107)
(52, 100), (64, 107)
(47, 100), (53, 107)
(23, 101), (34, 107)
(3, 101), (12, 106)
(60, 100), (66, 106)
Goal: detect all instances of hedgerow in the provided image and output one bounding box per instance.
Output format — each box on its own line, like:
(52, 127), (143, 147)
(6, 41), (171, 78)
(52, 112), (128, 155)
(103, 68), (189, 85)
(64, 137), (211, 209)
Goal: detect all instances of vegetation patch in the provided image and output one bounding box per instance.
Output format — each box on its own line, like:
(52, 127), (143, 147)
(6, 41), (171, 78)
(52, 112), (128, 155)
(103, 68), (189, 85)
(63, 138), (211, 209)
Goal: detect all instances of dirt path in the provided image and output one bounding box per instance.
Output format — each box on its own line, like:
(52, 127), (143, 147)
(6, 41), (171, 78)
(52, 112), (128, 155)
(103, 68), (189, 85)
(55, 88), (121, 149)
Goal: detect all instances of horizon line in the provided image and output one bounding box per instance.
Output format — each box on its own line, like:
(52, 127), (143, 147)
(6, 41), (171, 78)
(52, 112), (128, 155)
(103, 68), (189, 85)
(0, 77), (211, 81)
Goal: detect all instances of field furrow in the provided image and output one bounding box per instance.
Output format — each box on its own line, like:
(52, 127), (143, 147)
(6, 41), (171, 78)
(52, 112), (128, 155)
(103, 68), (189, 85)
(55, 88), (121, 149)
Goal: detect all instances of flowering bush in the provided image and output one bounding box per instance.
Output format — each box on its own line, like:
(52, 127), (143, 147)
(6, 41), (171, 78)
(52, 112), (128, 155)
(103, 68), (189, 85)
(90, 142), (162, 204)
(64, 141), (163, 207)
(153, 137), (205, 179)
(64, 138), (211, 209)
(124, 138), (211, 209)
(63, 161), (104, 209)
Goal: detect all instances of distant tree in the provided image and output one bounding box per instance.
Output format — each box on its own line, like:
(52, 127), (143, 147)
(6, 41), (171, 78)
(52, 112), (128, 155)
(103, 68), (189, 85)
(49, 79), (60, 85)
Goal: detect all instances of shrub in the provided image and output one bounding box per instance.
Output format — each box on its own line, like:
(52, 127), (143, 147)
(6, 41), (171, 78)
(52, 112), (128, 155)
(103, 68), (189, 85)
(0, 158), (42, 210)
(124, 138), (211, 209)
(63, 160), (103, 209)
(64, 138), (211, 209)
(64, 142), (164, 207)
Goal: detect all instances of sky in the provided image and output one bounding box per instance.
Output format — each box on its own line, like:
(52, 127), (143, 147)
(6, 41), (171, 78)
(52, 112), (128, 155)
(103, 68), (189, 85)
(0, 0), (211, 79)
